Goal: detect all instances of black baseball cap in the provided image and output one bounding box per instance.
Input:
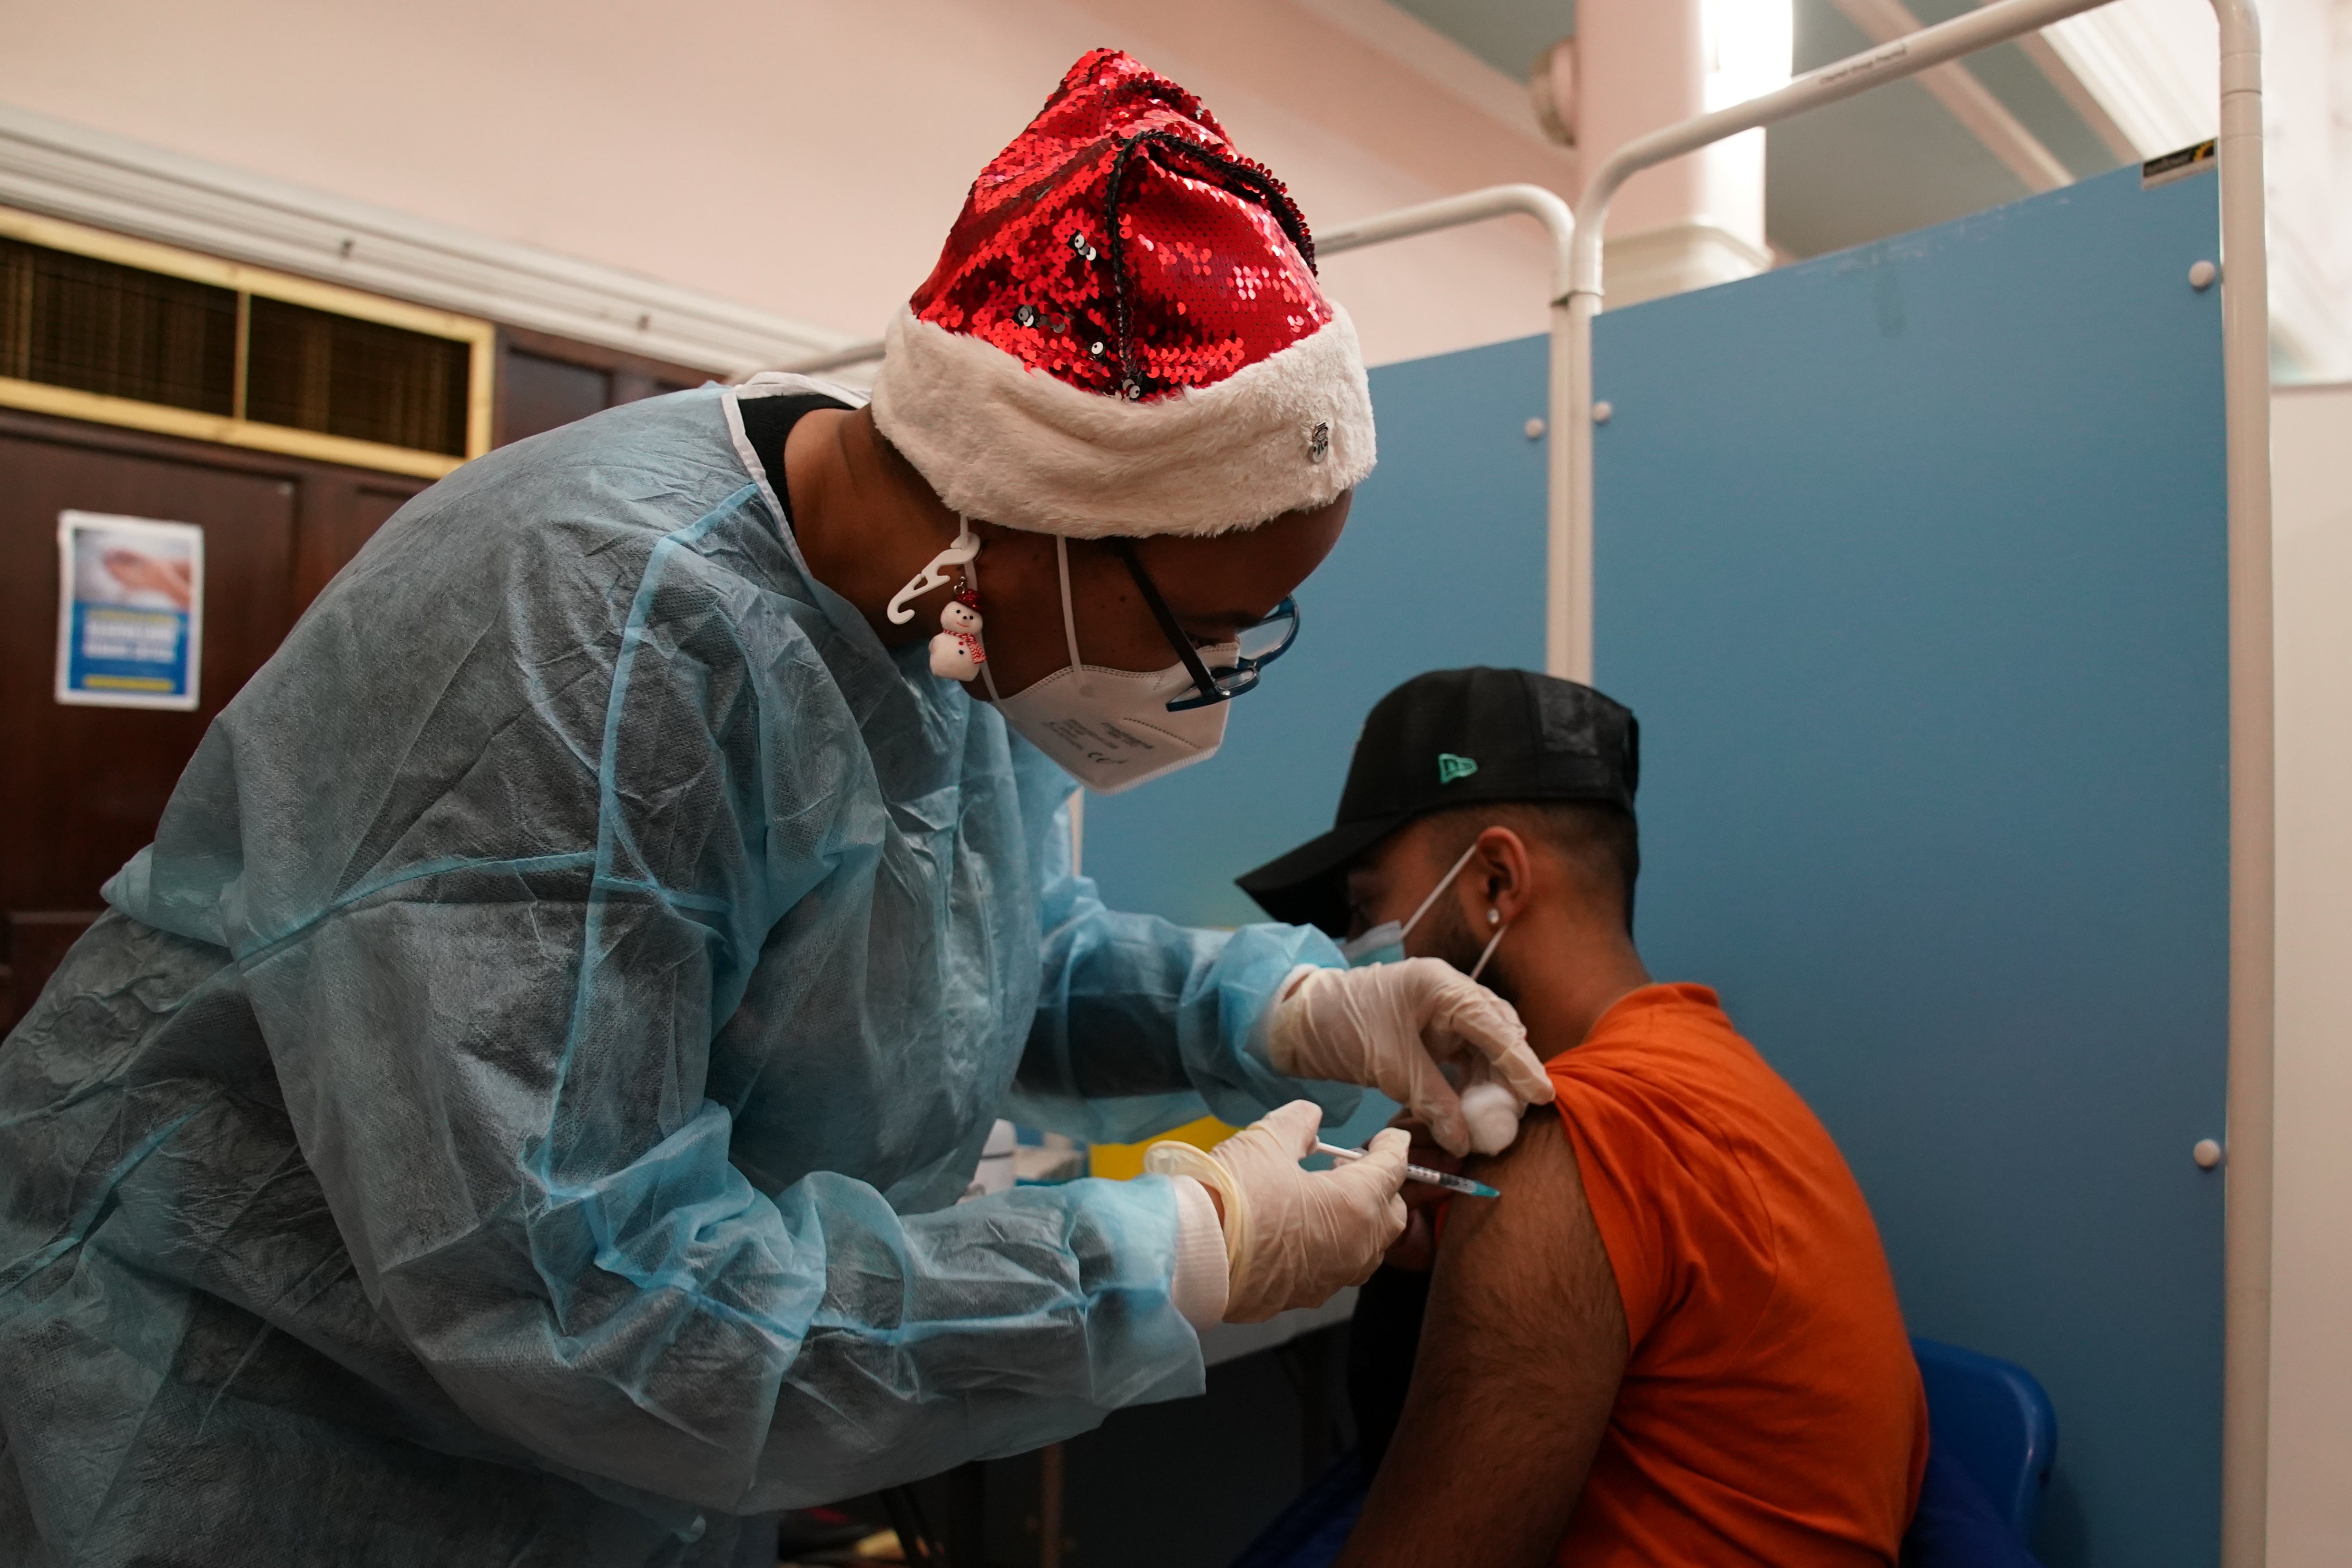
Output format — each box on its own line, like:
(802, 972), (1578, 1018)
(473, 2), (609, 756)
(1235, 667), (1639, 936)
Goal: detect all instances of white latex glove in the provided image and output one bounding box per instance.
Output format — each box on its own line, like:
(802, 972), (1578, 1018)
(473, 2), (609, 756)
(1145, 1102), (1409, 1323)
(1263, 960), (1554, 1156)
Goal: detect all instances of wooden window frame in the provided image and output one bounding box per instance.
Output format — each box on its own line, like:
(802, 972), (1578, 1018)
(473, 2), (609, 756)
(0, 206), (495, 478)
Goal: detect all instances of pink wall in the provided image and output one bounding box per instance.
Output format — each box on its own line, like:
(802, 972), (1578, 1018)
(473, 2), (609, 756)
(0, 0), (1582, 368)
(1573, 0), (1768, 256)
(2270, 380), (2352, 1568)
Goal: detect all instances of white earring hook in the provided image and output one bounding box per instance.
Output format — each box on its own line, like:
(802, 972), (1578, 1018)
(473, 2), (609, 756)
(885, 518), (980, 625)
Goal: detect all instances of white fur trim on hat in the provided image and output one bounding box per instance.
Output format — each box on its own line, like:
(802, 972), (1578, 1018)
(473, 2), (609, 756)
(868, 305), (1375, 538)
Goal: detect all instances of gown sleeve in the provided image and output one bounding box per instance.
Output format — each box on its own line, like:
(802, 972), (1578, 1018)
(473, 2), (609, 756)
(119, 478), (1225, 1515)
(1003, 747), (1361, 1144)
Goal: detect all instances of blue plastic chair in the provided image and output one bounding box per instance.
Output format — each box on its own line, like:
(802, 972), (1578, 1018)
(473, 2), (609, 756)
(1911, 1337), (2058, 1544)
(1229, 1337), (2060, 1568)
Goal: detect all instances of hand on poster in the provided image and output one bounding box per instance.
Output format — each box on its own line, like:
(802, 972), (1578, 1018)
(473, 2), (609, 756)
(100, 548), (195, 609)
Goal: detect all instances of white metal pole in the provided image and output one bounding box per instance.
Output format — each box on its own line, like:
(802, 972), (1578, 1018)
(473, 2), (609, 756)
(1564, 285), (1599, 685)
(1548, 294), (1581, 681)
(1317, 186), (1581, 679)
(2208, 2), (2274, 1560)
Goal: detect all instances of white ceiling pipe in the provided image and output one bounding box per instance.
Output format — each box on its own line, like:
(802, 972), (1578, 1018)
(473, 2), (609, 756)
(778, 340), (887, 375)
(0, 104), (859, 377)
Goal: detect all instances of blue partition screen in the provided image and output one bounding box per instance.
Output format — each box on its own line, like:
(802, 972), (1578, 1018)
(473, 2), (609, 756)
(1082, 160), (2225, 1567)
(1589, 161), (2226, 1566)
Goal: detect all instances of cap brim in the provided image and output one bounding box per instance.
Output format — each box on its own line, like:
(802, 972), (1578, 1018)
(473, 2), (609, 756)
(1234, 812), (1413, 936)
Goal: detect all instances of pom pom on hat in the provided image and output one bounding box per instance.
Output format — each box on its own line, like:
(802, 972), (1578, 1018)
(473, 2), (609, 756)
(870, 48), (1374, 539)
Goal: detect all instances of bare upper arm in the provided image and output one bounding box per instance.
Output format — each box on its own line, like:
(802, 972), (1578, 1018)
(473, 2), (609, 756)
(1335, 1111), (1629, 1568)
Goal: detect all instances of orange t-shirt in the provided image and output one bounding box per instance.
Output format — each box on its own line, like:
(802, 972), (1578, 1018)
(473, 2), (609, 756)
(1548, 984), (1928, 1567)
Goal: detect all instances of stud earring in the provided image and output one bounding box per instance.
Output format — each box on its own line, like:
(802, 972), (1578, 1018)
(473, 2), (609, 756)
(1488, 907), (1501, 926)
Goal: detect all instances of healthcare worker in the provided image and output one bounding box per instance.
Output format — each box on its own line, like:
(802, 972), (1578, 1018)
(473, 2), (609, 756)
(0, 50), (1550, 1568)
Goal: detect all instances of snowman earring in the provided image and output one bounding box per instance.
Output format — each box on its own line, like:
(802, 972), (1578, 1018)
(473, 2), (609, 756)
(930, 584), (987, 681)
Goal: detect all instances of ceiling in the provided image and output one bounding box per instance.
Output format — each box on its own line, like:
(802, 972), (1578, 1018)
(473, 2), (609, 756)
(1388, 0), (2133, 260)
(1388, 0), (1576, 83)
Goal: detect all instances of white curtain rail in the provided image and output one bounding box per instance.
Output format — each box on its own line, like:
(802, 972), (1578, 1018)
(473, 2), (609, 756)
(1316, 183), (1576, 301)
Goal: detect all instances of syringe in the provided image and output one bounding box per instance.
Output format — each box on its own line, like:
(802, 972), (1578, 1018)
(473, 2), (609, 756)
(1314, 1141), (1500, 1199)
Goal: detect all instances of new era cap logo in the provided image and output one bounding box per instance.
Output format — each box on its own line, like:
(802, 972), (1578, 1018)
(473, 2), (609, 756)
(1437, 753), (1478, 784)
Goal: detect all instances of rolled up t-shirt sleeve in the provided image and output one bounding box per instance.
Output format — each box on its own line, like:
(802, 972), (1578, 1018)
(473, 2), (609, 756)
(1547, 1074), (1677, 1349)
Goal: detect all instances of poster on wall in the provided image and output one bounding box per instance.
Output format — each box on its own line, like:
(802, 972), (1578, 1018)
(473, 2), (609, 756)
(54, 510), (204, 711)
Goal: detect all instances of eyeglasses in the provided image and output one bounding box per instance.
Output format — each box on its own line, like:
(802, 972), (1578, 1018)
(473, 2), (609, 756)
(1109, 539), (1301, 712)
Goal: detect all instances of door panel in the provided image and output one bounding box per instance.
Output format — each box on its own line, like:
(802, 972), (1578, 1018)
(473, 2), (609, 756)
(491, 325), (714, 447)
(292, 479), (419, 610)
(502, 350), (612, 444)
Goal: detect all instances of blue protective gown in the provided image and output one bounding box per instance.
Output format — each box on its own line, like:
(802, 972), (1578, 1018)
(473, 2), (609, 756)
(0, 382), (1353, 1567)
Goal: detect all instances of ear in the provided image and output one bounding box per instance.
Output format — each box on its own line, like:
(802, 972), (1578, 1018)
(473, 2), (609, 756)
(1462, 826), (1534, 929)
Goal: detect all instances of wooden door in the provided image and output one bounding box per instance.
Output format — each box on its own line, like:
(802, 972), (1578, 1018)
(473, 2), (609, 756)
(0, 406), (428, 1021)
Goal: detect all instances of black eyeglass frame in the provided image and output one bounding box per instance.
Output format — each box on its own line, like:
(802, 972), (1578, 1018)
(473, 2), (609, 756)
(1108, 539), (1301, 713)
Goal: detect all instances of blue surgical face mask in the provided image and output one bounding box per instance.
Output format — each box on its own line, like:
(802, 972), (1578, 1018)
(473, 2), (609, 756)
(1337, 836), (1490, 968)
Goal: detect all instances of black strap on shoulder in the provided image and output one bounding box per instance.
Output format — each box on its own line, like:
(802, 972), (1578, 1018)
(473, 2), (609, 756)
(737, 392), (852, 523)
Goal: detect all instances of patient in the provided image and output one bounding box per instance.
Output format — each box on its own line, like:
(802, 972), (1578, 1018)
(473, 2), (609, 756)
(1237, 667), (1928, 1567)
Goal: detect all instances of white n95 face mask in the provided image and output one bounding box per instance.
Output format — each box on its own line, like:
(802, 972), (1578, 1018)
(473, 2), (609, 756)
(982, 539), (1234, 795)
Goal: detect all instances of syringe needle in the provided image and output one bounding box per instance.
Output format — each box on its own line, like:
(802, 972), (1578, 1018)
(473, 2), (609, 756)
(1313, 1140), (1500, 1199)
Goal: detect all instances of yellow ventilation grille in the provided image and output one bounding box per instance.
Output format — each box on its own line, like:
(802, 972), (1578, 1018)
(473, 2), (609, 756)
(0, 235), (239, 414)
(0, 208), (492, 476)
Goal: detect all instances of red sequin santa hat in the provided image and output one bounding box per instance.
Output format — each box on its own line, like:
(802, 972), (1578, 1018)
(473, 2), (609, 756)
(869, 49), (1374, 539)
